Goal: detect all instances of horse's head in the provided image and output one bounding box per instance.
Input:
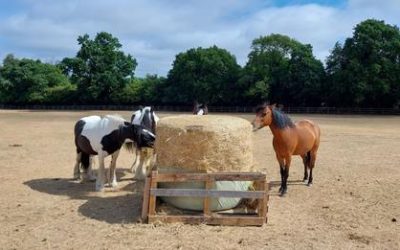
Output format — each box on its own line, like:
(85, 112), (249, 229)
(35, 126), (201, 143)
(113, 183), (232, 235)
(127, 123), (156, 148)
(252, 103), (275, 131)
(138, 127), (156, 148)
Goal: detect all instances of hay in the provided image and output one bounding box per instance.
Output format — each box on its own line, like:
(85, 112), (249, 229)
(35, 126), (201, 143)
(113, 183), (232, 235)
(155, 115), (256, 173)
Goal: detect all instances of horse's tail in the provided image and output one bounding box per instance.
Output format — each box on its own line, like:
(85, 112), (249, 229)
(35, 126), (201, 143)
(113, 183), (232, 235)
(80, 152), (90, 170)
(124, 142), (135, 153)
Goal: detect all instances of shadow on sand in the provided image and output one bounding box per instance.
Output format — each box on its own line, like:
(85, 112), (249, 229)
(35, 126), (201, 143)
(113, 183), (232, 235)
(268, 179), (307, 196)
(24, 169), (145, 224)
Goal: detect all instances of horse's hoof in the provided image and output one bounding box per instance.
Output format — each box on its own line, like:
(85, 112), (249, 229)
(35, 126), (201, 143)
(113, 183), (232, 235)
(303, 179), (308, 184)
(307, 183), (313, 187)
(110, 182), (118, 188)
(279, 192), (286, 197)
(95, 183), (105, 192)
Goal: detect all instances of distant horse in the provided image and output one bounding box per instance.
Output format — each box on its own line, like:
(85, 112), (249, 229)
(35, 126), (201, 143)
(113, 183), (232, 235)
(130, 106), (159, 180)
(73, 115), (155, 191)
(252, 104), (321, 196)
(193, 102), (208, 115)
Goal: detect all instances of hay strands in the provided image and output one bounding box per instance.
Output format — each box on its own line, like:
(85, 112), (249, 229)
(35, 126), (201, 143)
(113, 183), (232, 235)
(141, 171), (269, 226)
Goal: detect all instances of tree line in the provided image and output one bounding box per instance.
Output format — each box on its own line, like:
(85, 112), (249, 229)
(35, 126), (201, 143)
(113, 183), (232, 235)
(1, 19), (399, 108)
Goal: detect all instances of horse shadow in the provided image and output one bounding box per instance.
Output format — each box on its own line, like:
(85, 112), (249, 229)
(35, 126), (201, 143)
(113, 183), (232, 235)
(78, 182), (144, 224)
(24, 169), (145, 224)
(268, 179), (306, 196)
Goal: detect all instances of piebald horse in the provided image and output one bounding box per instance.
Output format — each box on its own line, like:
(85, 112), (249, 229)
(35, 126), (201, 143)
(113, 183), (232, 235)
(252, 104), (321, 196)
(193, 102), (208, 115)
(73, 115), (155, 191)
(130, 106), (159, 180)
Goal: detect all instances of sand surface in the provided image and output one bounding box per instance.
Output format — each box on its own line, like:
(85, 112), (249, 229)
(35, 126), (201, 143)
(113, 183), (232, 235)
(0, 110), (399, 249)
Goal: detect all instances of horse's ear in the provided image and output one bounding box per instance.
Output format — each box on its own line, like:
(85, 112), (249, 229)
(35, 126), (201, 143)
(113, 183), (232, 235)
(124, 121), (131, 126)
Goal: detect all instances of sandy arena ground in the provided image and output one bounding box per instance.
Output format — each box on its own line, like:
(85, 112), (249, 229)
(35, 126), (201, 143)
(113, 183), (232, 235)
(0, 110), (399, 250)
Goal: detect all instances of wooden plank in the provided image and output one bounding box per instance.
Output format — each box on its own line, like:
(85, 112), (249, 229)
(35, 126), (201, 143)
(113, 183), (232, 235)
(150, 188), (265, 199)
(257, 180), (267, 218)
(203, 178), (213, 216)
(153, 172), (265, 182)
(148, 215), (264, 226)
(210, 172), (265, 181)
(265, 182), (270, 223)
(148, 171), (158, 216)
(141, 177), (151, 222)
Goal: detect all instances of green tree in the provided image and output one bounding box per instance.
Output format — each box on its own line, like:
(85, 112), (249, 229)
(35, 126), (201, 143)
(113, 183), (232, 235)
(59, 32), (137, 104)
(0, 54), (72, 104)
(326, 19), (400, 107)
(164, 46), (241, 105)
(139, 74), (167, 104)
(110, 74), (166, 104)
(110, 77), (143, 104)
(242, 34), (325, 106)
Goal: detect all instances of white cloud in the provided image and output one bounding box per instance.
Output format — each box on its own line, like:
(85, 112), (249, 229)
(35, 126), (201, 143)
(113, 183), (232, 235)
(0, 0), (399, 76)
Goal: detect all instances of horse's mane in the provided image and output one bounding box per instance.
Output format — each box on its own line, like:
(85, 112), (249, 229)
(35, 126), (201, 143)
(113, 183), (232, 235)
(272, 109), (295, 129)
(132, 106), (151, 123)
(142, 106), (151, 112)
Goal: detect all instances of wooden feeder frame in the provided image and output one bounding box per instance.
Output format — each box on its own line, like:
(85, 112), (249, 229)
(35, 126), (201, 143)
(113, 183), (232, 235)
(141, 170), (269, 226)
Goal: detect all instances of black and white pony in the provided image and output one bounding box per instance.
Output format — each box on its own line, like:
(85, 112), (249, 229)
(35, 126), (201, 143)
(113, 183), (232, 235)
(130, 106), (159, 180)
(193, 102), (208, 115)
(73, 115), (155, 191)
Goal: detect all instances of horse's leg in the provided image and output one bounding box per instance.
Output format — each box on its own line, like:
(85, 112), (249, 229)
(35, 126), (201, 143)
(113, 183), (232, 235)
(302, 154), (309, 182)
(308, 151), (317, 186)
(134, 149), (146, 180)
(83, 156), (96, 182)
(281, 156), (291, 196)
(73, 151), (81, 180)
(142, 149), (155, 178)
(95, 154), (106, 192)
(87, 156), (96, 181)
(109, 150), (120, 188)
(277, 156), (285, 193)
(131, 147), (140, 173)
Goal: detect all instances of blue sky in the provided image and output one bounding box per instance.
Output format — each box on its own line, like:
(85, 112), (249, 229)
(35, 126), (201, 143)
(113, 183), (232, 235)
(0, 0), (399, 76)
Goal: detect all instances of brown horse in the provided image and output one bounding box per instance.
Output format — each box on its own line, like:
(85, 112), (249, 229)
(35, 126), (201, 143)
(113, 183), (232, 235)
(252, 104), (321, 196)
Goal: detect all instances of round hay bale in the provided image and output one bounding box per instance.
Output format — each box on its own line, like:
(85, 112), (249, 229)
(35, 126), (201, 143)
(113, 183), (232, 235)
(155, 115), (257, 211)
(155, 115), (256, 173)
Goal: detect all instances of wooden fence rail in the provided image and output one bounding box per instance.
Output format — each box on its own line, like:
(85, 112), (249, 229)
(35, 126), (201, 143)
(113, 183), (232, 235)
(1, 104), (399, 115)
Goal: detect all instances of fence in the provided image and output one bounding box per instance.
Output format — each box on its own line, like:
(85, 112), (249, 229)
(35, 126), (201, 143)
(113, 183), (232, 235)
(0, 104), (399, 115)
